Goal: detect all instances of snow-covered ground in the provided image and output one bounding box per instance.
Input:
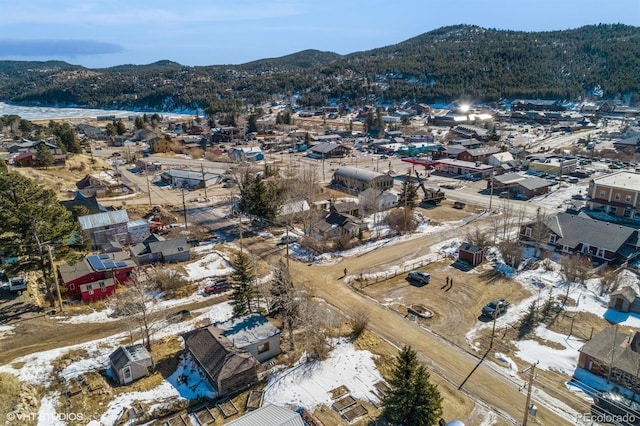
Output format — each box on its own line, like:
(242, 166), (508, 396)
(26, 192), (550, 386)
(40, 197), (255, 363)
(263, 339), (383, 409)
(184, 246), (234, 281)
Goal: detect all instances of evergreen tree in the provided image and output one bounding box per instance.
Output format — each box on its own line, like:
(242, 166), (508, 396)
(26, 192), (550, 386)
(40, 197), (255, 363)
(114, 119), (126, 136)
(247, 114), (258, 134)
(270, 259), (299, 350)
(230, 251), (258, 317)
(134, 116), (145, 130)
(0, 158), (7, 174)
(383, 346), (443, 426)
(397, 169), (419, 209)
(35, 144), (54, 168)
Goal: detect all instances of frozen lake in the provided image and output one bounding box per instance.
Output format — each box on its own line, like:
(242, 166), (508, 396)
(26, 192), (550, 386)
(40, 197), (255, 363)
(0, 102), (193, 121)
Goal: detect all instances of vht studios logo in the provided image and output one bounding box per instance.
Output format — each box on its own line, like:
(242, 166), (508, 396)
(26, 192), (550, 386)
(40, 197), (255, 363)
(6, 411), (85, 422)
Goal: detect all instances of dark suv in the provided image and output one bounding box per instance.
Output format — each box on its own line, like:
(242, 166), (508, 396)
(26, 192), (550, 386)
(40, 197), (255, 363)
(482, 299), (509, 318)
(407, 271), (431, 285)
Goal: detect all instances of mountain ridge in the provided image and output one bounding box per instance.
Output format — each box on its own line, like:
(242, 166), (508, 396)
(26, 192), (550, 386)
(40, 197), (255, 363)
(0, 24), (638, 111)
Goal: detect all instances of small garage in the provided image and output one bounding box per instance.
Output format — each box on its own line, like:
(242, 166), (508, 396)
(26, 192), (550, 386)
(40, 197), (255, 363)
(458, 242), (484, 266)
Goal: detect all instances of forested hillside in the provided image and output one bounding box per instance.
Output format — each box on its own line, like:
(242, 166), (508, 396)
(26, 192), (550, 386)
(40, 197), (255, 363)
(0, 24), (638, 111)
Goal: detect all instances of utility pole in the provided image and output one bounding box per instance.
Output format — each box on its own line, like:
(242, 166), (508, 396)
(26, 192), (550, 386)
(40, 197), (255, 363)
(145, 170), (152, 206)
(522, 361), (539, 426)
(181, 185), (188, 230)
(285, 226), (290, 267)
(200, 163), (208, 200)
(47, 245), (63, 312)
(489, 170), (495, 211)
(489, 307), (498, 350)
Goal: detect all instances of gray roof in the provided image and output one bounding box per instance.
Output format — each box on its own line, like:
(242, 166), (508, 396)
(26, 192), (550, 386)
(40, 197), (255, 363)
(334, 166), (388, 183)
(148, 237), (189, 257)
(109, 344), (151, 370)
(611, 286), (637, 304)
(215, 314), (281, 349)
(465, 146), (501, 156)
(226, 404), (304, 426)
(160, 169), (219, 181)
(310, 142), (347, 154)
(544, 212), (636, 252)
(78, 210), (129, 230)
(518, 176), (550, 191)
(580, 329), (640, 377)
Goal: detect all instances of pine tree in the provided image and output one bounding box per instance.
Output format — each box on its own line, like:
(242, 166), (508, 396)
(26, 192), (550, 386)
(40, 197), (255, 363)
(230, 251), (258, 317)
(383, 346), (443, 426)
(247, 115), (258, 133)
(270, 259), (298, 350)
(35, 144), (54, 168)
(397, 169), (419, 209)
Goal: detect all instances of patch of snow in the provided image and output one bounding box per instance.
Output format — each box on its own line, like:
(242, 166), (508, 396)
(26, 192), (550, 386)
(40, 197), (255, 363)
(99, 381), (180, 426)
(0, 324), (15, 340)
(166, 353), (217, 399)
(37, 393), (66, 426)
(514, 325), (583, 375)
(58, 308), (117, 324)
(184, 250), (233, 281)
(264, 339), (383, 409)
(494, 352), (518, 377)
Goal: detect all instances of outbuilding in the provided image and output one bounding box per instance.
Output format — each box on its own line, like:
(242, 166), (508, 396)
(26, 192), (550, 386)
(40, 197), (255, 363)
(109, 344), (153, 385)
(458, 242), (484, 266)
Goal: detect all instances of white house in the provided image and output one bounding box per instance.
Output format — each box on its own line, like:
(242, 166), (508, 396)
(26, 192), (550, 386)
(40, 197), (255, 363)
(487, 152), (514, 167)
(359, 187), (398, 214)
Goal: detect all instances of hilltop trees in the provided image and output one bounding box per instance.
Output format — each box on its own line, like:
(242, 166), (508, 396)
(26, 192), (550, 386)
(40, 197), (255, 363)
(383, 345), (443, 426)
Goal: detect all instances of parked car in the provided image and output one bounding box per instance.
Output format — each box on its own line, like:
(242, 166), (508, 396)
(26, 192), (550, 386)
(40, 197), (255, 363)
(167, 309), (191, 323)
(592, 391), (640, 423)
(407, 271), (431, 285)
(482, 299), (509, 318)
(279, 234), (299, 245)
(204, 278), (231, 295)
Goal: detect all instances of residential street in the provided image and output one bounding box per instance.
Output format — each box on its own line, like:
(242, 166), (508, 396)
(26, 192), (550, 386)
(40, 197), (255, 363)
(287, 227), (575, 425)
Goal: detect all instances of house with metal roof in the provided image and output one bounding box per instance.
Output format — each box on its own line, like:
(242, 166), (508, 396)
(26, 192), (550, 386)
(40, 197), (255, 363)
(79, 210), (130, 248)
(332, 166), (394, 194)
(160, 169), (220, 189)
(309, 142), (350, 158)
(215, 313), (281, 363)
(491, 172), (551, 199)
(578, 328), (640, 393)
(519, 212), (639, 264)
(226, 404), (304, 426)
(58, 252), (136, 302)
(109, 344), (153, 385)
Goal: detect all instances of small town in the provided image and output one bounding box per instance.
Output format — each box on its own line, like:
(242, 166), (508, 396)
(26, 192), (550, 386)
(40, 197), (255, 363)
(0, 5), (640, 426)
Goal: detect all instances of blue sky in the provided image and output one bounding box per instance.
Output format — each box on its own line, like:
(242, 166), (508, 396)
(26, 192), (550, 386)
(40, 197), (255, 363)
(0, 0), (638, 68)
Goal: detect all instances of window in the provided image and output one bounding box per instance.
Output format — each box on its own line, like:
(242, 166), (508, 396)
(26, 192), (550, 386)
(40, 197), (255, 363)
(177, 246), (184, 252)
(524, 227), (532, 238)
(549, 234), (557, 244)
(562, 245), (571, 253)
(597, 248), (605, 258)
(69, 284), (75, 290)
(123, 367), (131, 379)
(599, 190), (605, 197)
(626, 195), (632, 202)
(88, 290), (94, 295)
(615, 193), (621, 200)
(582, 244), (590, 254)
(257, 341), (270, 354)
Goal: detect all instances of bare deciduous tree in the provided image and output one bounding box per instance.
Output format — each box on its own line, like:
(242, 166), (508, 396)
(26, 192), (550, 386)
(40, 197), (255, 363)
(465, 226), (491, 249)
(599, 268), (622, 296)
(107, 271), (162, 352)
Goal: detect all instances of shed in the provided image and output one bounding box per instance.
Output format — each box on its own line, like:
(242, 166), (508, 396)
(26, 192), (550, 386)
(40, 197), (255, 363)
(109, 344), (153, 385)
(609, 286), (639, 313)
(458, 242), (484, 266)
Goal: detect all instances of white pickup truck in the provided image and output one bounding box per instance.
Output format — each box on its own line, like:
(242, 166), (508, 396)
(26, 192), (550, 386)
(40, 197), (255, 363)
(1, 272), (28, 294)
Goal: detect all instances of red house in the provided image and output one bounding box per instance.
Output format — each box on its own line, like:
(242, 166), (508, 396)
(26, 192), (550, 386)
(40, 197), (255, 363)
(58, 253), (135, 303)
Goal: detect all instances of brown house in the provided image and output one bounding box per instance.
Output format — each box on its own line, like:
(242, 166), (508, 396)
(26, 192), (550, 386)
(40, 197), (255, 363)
(457, 146), (501, 163)
(458, 243), (484, 266)
(181, 325), (260, 395)
(578, 328), (640, 394)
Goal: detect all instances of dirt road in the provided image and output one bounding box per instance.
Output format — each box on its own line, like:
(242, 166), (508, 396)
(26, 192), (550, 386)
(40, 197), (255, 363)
(287, 228), (574, 425)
